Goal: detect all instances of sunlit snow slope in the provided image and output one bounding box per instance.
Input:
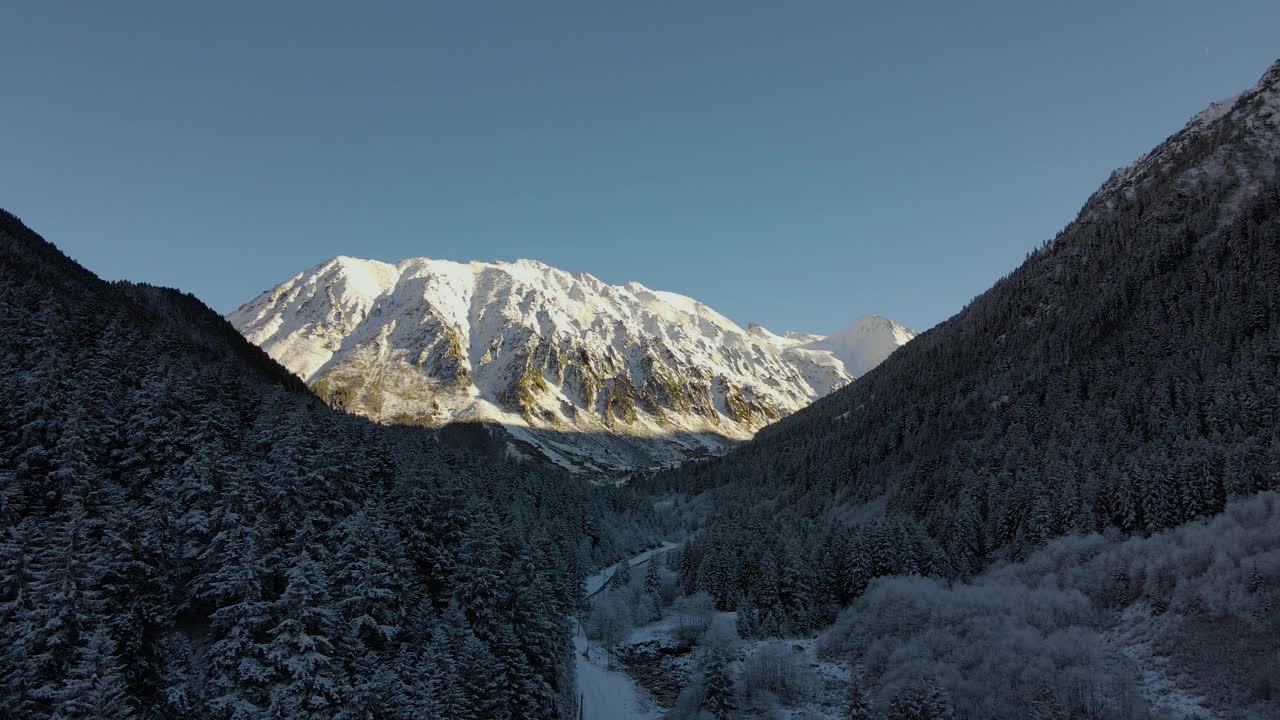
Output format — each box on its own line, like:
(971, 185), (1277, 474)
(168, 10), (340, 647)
(229, 257), (911, 472)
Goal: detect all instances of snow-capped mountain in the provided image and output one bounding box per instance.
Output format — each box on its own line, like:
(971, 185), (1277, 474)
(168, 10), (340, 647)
(228, 257), (911, 472)
(804, 315), (916, 377)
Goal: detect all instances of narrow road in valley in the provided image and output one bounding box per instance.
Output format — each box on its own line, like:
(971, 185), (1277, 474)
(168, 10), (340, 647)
(574, 542), (678, 720)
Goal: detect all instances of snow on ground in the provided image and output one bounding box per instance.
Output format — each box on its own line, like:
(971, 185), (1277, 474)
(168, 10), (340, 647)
(574, 619), (664, 720)
(1107, 604), (1216, 720)
(586, 543), (679, 597)
(575, 543), (680, 720)
(618, 607), (851, 719)
(623, 613), (683, 647)
(580, 542), (853, 720)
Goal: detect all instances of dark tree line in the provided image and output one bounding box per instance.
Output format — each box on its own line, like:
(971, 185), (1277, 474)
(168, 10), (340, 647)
(0, 211), (660, 720)
(670, 507), (945, 637)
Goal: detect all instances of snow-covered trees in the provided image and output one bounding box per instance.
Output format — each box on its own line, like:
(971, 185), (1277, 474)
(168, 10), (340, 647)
(885, 679), (955, 720)
(670, 509), (946, 637)
(450, 508), (507, 643)
(609, 555), (633, 590)
(644, 555), (662, 593)
(53, 625), (134, 720)
(815, 491), (1280, 720)
(264, 547), (341, 718)
(0, 211), (664, 719)
(331, 507), (407, 661)
(26, 506), (107, 716)
(508, 543), (571, 716)
(699, 642), (735, 720)
(584, 590), (634, 654)
(739, 642), (813, 706)
(844, 668), (873, 720)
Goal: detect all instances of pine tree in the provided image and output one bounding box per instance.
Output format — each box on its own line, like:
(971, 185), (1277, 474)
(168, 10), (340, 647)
(264, 546), (342, 719)
(778, 543), (817, 633)
(610, 557), (633, 591)
(337, 659), (415, 720)
(493, 621), (537, 719)
(644, 556), (661, 596)
(152, 631), (196, 720)
(735, 593), (760, 640)
(331, 507), (407, 658)
(1028, 683), (1066, 720)
(94, 490), (169, 705)
(26, 505), (105, 715)
(845, 668), (874, 720)
(509, 546), (568, 719)
(426, 606), (474, 720)
(450, 510), (506, 644)
(1110, 567), (1132, 608)
(701, 645), (736, 720)
(0, 519), (40, 715)
(459, 631), (511, 720)
(45, 399), (100, 507)
(200, 518), (272, 720)
(50, 625), (136, 720)
(752, 551), (784, 636)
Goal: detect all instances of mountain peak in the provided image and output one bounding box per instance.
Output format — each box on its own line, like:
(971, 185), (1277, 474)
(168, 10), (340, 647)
(1259, 56), (1280, 88)
(1097, 56), (1280, 214)
(228, 255), (910, 471)
(804, 315), (916, 377)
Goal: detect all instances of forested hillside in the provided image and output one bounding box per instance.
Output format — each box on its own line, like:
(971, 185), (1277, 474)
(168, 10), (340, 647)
(0, 210), (660, 719)
(647, 59), (1280, 560)
(661, 171), (1280, 620)
(626, 58), (1280, 719)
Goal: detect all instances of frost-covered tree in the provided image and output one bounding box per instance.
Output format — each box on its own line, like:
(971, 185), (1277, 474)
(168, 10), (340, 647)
(26, 505), (105, 716)
(449, 508), (507, 644)
(265, 546), (341, 719)
(644, 556), (662, 596)
(886, 678), (955, 720)
(700, 644), (736, 720)
(331, 506), (407, 658)
(610, 557), (633, 590)
(844, 666), (873, 720)
(201, 520), (272, 720)
(735, 593), (760, 640)
(50, 625), (134, 720)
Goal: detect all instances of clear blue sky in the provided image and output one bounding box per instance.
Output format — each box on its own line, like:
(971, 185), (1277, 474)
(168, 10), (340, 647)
(2, 2), (1276, 333)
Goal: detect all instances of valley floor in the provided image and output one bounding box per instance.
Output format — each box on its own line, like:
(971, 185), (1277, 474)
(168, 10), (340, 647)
(576, 544), (678, 720)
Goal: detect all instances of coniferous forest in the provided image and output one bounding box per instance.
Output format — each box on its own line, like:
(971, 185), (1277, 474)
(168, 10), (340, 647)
(0, 212), (661, 719)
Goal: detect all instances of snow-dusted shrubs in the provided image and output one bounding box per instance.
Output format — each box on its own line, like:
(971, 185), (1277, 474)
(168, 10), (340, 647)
(739, 641), (815, 705)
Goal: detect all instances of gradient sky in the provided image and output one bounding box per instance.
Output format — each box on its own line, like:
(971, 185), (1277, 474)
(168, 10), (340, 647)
(2, 2), (1277, 333)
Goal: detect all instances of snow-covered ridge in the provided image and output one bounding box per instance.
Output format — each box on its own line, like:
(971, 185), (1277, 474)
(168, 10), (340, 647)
(229, 256), (912, 472)
(1098, 58), (1280, 214)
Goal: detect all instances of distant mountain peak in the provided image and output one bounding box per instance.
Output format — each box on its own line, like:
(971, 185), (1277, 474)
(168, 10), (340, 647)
(804, 314), (916, 377)
(229, 255), (912, 472)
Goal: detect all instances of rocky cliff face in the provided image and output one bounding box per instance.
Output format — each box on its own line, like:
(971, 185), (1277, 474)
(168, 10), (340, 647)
(229, 256), (911, 472)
